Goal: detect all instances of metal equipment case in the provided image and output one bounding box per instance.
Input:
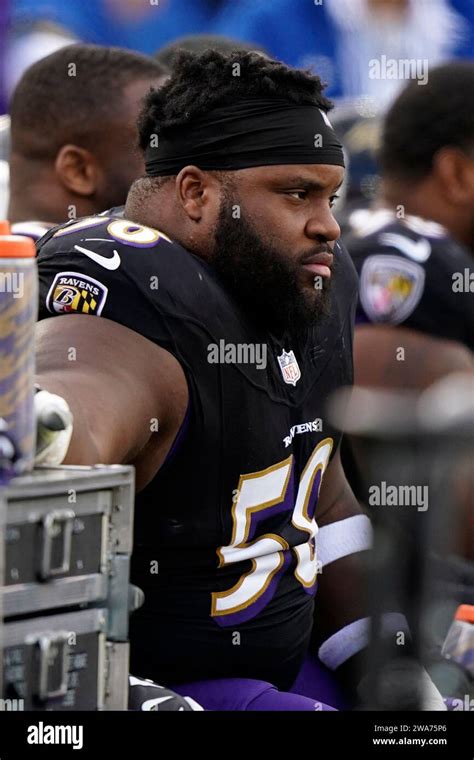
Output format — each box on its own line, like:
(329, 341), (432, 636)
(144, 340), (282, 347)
(1, 465), (135, 710)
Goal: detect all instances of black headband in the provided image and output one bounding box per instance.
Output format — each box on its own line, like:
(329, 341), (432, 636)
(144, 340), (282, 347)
(144, 97), (345, 176)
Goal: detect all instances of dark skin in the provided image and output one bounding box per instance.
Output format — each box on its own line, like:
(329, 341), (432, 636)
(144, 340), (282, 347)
(128, 164), (342, 257)
(8, 77), (166, 225)
(35, 317), (188, 492)
(382, 146), (474, 253)
(37, 162), (369, 693)
(354, 325), (474, 390)
(126, 164), (343, 300)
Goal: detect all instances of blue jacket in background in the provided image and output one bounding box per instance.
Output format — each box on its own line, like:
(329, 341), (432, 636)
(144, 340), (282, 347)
(11, 0), (219, 54)
(215, 0), (474, 98)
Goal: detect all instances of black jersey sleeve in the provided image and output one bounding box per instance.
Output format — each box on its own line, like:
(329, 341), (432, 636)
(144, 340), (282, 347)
(36, 214), (210, 354)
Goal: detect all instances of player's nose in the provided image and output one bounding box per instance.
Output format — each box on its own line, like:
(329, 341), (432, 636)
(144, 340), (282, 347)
(305, 208), (341, 244)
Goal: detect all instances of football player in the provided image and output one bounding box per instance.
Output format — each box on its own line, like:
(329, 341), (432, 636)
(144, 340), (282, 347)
(339, 65), (474, 685)
(343, 62), (474, 386)
(7, 43), (185, 713)
(34, 51), (444, 710)
(340, 63), (473, 533)
(8, 44), (167, 241)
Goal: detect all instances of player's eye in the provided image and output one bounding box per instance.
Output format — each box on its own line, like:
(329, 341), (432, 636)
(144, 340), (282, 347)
(329, 194), (340, 208)
(287, 190), (308, 201)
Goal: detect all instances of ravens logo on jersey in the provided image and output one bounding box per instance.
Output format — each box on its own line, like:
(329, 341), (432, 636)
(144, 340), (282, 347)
(345, 207), (474, 350)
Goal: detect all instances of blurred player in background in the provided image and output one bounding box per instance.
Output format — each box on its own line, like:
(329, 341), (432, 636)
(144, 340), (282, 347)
(342, 63), (474, 577)
(344, 62), (474, 375)
(8, 43), (167, 240)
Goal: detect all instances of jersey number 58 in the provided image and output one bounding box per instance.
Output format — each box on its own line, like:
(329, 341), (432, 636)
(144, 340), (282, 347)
(212, 437), (333, 626)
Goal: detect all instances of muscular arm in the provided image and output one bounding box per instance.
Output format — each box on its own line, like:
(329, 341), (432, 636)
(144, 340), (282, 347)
(35, 315), (188, 490)
(314, 447), (371, 693)
(315, 447), (368, 636)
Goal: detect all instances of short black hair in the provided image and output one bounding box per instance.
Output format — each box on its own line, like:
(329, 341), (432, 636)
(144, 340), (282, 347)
(380, 61), (474, 182)
(138, 49), (333, 153)
(10, 43), (167, 159)
(154, 34), (268, 69)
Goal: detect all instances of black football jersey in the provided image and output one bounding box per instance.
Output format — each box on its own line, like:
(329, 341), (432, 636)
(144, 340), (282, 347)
(37, 214), (358, 689)
(344, 208), (474, 350)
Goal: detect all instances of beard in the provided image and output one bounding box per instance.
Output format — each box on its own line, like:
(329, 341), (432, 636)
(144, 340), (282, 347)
(210, 193), (334, 337)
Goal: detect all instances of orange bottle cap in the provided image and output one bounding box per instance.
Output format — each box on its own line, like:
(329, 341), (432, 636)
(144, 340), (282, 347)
(0, 233), (36, 258)
(455, 605), (474, 623)
(0, 220), (11, 234)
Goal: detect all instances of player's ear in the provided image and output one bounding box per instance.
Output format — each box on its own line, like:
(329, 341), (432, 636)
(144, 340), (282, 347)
(176, 165), (219, 222)
(54, 144), (99, 197)
(434, 147), (474, 205)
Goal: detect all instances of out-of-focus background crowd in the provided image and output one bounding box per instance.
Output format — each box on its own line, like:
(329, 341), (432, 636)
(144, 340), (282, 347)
(0, 0), (473, 219)
(2, 0), (474, 103)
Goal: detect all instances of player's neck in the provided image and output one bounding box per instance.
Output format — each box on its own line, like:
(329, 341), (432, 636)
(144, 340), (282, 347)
(8, 182), (95, 227)
(382, 178), (471, 251)
(7, 156), (54, 224)
(7, 194), (57, 225)
(124, 191), (213, 261)
(382, 177), (430, 219)
(8, 155), (104, 225)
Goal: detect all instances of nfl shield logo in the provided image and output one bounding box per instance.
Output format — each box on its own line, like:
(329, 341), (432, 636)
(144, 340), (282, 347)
(277, 349), (301, 386)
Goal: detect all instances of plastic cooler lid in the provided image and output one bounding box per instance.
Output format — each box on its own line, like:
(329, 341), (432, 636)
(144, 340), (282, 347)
(455, 605), (474, 623)
(0, 220), (36, 257)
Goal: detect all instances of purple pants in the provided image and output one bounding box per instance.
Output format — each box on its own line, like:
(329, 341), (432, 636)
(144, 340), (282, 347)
(170, 652), (347, 711)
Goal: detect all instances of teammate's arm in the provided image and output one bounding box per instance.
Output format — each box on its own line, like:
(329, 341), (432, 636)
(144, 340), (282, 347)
(35, 314), (188, 490)
(354, 324), (473, 389)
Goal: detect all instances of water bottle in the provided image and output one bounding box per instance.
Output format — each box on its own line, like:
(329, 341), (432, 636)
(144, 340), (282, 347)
(0, 221), (37, 482)
(441, 605), (474, 678)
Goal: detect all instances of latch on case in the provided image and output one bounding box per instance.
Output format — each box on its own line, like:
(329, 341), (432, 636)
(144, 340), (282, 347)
(39, 509), (76, 579)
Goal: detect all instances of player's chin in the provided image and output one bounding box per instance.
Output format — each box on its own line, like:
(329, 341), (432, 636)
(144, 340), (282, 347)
(298, 281), (333, 321)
